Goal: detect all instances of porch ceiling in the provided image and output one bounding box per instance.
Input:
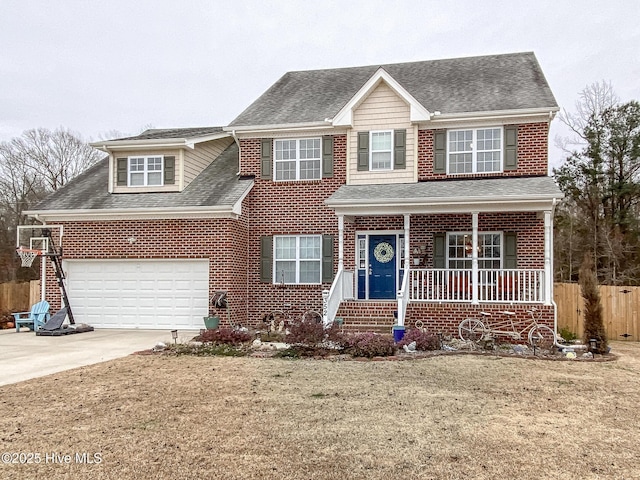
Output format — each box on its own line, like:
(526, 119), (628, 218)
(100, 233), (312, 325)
(325, 176), (563, 216)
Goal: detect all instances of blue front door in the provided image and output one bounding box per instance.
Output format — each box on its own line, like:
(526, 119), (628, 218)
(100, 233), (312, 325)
(368, 235), (397, 299)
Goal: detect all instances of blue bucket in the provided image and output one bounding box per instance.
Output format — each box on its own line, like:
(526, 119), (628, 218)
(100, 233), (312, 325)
(392, 325), (406, 343)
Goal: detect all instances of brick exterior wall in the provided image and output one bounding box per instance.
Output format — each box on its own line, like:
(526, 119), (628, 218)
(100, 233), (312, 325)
(44, 213), (249, 326)
(240, 135), (347, 325)
(44, 122), (553, 331)
(417, 123), (549, 181)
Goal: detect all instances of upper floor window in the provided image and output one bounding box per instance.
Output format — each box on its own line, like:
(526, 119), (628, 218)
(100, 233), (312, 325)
(129, 156), (163, 186)
(274, 138), (321, 181)
(448, 128), (502, 174)
(357, 129), (406, 172)
(370, 131), (393, 170)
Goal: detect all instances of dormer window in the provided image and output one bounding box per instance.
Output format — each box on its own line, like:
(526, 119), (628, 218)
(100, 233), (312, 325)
(357, 129), (406, 171)
(115, 155), (175, 188)
(129, 156), (163, 186)
(370, 131), (393, 170)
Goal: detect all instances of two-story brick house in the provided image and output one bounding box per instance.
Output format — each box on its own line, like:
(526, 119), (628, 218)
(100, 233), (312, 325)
(25, 52), (563, 335)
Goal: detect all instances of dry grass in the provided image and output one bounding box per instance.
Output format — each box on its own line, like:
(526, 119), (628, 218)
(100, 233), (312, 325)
(1, 342), (640, 479)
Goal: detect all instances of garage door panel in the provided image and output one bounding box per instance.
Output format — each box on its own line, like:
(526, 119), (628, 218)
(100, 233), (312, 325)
(64, 259), (209, 329)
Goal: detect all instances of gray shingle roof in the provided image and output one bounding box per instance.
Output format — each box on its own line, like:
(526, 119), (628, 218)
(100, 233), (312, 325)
(31, 143), (252, 212)
(111, 127), (224, 141)
(229, 52), (557, 128)
(326, 176), (563, 205)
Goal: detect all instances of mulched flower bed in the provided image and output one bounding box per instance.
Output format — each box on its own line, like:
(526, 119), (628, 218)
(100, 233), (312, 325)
(136, 334), (618, 363)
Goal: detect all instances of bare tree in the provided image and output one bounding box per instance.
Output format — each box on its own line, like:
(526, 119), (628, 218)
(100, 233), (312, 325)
(0, 128), (102, 281)
(554, 80), (640, 285)
(5, 128), (103, 191)
(554, 81), (619, 156)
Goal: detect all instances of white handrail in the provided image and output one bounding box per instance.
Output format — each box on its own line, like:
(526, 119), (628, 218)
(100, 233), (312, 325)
(396, 269), (410, 327)
(323, 267), (345, 325)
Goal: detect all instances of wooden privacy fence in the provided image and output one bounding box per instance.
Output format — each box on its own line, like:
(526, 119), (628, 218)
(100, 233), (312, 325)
(554, 283), (640, 342)
(0, 281), (41, 313)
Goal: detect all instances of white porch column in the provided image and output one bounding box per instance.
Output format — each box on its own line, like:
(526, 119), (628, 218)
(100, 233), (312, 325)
(403, 214), (410, 270)
(471, 212), (479, 304)
(544, 210), (552, 305)
(338, 214), (344, 270)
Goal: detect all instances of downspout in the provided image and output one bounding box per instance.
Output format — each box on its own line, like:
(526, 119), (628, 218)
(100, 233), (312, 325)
(550, 198), (559, 342)
(232, 129), (251, 325)
(230, 129), (240, 148)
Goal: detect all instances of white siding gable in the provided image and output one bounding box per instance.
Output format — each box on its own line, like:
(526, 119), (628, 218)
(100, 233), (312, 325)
(349, 81), (417, 185)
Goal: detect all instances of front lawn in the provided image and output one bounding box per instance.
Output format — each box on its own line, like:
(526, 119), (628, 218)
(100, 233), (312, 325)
(1, 342), (638, 479)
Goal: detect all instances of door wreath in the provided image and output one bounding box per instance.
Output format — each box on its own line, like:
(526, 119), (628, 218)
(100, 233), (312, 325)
(374, 242), (394, 263)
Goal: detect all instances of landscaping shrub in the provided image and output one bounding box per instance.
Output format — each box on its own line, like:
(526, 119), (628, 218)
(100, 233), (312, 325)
(397, 328), (440, 351)
(342, 332), (396, 358)
(196, 327), (252, 345)
(286, 317), (343, 347)
(579, 252), (608, 354)
(558, 327), (579, 342)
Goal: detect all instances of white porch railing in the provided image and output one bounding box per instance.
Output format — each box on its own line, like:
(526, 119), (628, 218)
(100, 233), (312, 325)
(322, 268), (355, 325)
(410, 268), (545, 303)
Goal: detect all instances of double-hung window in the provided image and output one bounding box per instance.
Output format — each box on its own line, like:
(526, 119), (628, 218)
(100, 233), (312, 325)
(274, 235), (321, 284)
(370, 130), (393, 170)
(274, 138), (321, 181)
(448, 128), (502, 174)
(129, 156), (163, 186)
(447, 233), (502, 269)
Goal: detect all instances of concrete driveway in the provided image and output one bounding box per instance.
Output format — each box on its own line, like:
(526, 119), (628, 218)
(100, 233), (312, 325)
(0, 328), (198, 386)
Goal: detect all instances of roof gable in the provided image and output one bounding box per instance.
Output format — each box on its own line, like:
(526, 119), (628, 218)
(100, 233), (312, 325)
(332, 68), (430, 126)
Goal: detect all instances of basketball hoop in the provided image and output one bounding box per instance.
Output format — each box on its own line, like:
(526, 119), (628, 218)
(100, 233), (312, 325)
(16, 248), (42, 268)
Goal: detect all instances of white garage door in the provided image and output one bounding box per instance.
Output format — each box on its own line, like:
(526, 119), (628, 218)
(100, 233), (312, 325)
(64, 259), (209, 329)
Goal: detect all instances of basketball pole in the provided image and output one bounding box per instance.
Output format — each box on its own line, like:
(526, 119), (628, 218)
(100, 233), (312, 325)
(41, 252), (46, 302)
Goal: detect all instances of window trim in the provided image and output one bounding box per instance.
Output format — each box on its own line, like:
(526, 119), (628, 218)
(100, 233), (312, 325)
(128, 155), (164, 187)
(446, 127), (503, 175)
(273, 138), (322, 182)
(369, 130), (394, 171)
(446, 232), (503, 270)
(273, 234), (322, 284)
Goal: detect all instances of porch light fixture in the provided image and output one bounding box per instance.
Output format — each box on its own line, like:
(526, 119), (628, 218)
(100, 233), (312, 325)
(171, 329), (178, 345)
(127, 236), (136, 244)
(412, 247), (422, 265)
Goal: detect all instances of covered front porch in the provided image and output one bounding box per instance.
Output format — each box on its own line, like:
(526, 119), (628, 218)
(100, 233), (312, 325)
(322, 176), (563, 331)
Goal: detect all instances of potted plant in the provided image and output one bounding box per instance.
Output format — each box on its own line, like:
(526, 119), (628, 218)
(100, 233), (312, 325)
(203, 315), (220, 330)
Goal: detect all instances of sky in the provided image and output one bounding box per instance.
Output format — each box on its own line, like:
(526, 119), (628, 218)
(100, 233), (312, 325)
(1, 0), (639, 170)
